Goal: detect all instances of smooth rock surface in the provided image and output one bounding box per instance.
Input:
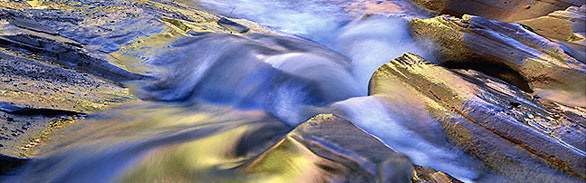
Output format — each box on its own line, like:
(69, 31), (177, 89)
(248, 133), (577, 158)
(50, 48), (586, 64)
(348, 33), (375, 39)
(0, 0), (584, 182)
(518, 5), (586, 42)
(240, 114), (461, 183)
(517, 5), (586, 62)
(410, 14), (586, 107)
(0, 0), (272, 163)
(412, 0), (584, 22)
(369, 53), (585, 181)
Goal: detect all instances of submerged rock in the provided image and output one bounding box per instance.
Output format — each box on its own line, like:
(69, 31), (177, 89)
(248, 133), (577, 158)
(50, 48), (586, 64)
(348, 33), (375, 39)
(0, 154), (28, 175)
(134, 32), (362, 125)
(369, 53), (585, 181)
(240, 114), (461, 183)
(0, 0), (273, 164)
(2, 102), (292, 182)
(412, 0), (583, 22)
(2, 104), (459, 182)
(0, 34), (135, 157)
(410, 15), (586, 107)
(0, 0), (584, 182)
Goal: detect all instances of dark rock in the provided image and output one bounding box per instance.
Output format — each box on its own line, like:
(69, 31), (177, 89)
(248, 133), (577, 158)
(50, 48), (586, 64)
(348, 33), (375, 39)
(0, 154), (28, 175)
(218, 17), (250, 33)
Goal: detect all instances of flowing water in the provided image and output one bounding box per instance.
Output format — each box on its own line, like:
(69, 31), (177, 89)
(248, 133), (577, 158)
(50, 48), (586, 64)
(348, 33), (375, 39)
(3, 0), (506, 182)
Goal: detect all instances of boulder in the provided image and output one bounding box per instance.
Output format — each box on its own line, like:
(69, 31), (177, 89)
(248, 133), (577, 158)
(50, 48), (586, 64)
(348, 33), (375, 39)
(240, 114), (461, 183)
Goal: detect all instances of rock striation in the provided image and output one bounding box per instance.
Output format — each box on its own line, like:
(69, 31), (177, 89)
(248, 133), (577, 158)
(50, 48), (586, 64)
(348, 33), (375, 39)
(0, 0), (269, 164)
(240, 114), (461, 183)
(518, 5), (586, 42)
(412, 0), (583, 22)
(0, 0), (584, 182)
(517, 5), (586, 62)
(410, 14), (586, 107)
(369, 53), (585, 181)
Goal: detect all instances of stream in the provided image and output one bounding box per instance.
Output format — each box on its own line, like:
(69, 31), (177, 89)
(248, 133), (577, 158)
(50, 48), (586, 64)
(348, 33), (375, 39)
(2, 0), (513, 182)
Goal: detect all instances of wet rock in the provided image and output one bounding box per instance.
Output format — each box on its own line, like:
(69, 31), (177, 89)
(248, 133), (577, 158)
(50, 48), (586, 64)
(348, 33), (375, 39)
(240, 114), (461, 183)
(413, 165), (463, 183)
(0, 33), (145, 82)
(218, 17), (250, 33)
(410, 15), (586, 107)
(0, 0), (582, 182)
(0, 109), (84, 158)
(0, 51), (134, 114)
(0, 154), (28, 175)
(517, 5), (586, 62)
(412, 0), (583, 22)
(0, 50), (134, 157)
(3, 102), (288, 182)
(0, 0), (278, 160)
(1, 0), (275, 75)
(369, 53), (585, 181)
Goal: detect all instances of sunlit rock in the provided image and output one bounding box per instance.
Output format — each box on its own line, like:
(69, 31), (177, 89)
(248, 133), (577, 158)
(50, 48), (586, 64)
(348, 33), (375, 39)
(369, 53), (585, 181)
(0, 29), (135, 158)
(1, 0), (584, 182)
(518, 5), (586, 42)
(240, 114), (461, 183)
(0, 0), (274, 164)
(412, 0), (583, 22)
(410, 15), (586, 107)
(2, 102), (290, 182)
(323, 0), (431, 17)
(517, 5), (586, 61)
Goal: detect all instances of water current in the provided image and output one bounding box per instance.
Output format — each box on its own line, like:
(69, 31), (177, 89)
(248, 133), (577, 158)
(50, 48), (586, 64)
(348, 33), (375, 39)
(3, 0), (512, 182)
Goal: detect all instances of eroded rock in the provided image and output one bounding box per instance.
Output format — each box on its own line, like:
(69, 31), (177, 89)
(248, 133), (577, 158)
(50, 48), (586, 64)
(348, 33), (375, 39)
(369, 53), (585, 181)
(518, 5), (586, 42)
(410, 15), (586, 107)
(517, 5), (586, 62)
(240, 114), (461, 183)
(0, 49), (134, 157)
(412, 0), (583, 22)
(0, 0), (275, 162)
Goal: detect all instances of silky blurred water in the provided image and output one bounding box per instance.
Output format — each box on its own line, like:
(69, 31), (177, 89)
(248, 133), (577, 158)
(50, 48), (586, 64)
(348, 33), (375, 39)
(3, 0), (500, 182)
